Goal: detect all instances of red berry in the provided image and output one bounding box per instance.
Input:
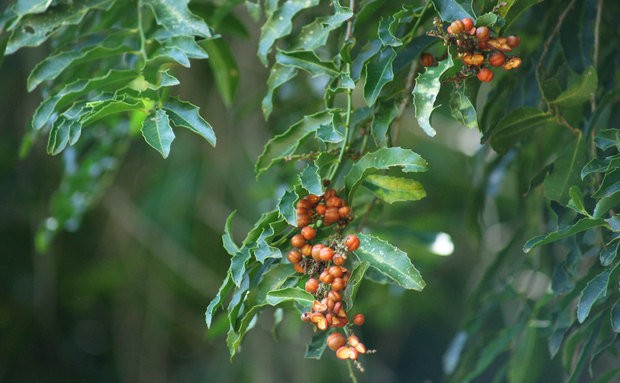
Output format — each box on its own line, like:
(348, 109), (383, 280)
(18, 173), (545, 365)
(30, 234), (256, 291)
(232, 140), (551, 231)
(488, 51), (506, 67)
(305, 278), (319, 293)
(461, 17), (474, 31)
(506, 35), (520, 48)
(301, 226), (316, 240)
(475, 26), (490, 41)
(420, 53), (435, 67)
(315, 204), (326, 216)
(353, 313), (365, 326)
(477, 67), (494, 82)
(344, 234), (360, 251)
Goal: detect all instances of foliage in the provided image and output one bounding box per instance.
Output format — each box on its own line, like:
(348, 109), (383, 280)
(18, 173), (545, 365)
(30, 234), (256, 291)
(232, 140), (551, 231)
(2, 0), (620, 382)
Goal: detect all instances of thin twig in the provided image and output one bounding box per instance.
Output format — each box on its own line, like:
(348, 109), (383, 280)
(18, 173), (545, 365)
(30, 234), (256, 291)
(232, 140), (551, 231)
(590, 0), (604, 112)
(345, 0), (355, 40)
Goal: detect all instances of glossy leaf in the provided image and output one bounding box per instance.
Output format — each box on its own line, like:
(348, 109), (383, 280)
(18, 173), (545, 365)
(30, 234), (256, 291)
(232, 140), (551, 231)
(551, 67), (598, 107)
(599, 241), (619, 267)
(363, 175), (426, 204)
(256, 110), (334, 176)
(351, 39), (381, 81)
(345, 147), (428, 201)
(143, 0), (211, 38)
(488, 107), (556, 154)
(222, 211), (239, 256)
(363, 46), (396, 106)
(262, 64), (297, 119)
(353, 233), (425, 291)
(205, 275), (233, 328)
(299, 163), (322, 196)
(502, 0), (543, 31)
(377, 16), (402, 47)
(475, 13), (499, 27)
(581, 156), (620, 180)
(430, 0), (475, 21)
(595, 130), (620, 151)
(292, 2), (352, 51)
(593, 189), (620, 219)
(567, 186), (588, 216)
(201, 38), (239, 107)
(163, 97), (216, 146)
(449, 86), (479, 130)
(14, 0), (52, 17)
(577, 269), (611, 323)
(278, 188), (299, 226)
(140, 109), (175, 158)
(275, 49), (339, 77)
(266, 287), (315, 306)
(523, 218), (608, 253)
(257, 0), (319, 65)
(412, 55), (454, 137)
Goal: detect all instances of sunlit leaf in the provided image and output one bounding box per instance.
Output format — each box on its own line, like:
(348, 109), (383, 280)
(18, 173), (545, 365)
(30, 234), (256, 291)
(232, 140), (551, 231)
(292, 2), (352, 51)
(363, 175), (426, 204)
(412, 55), (454, 137)
(299, 162), (323, 196)
(275, 49), (339, 77)
(163, 97), (216, 146)
(449, 86), (479, 130)
(140, 109), (175, 158)
(143, 0), (211, 38)
(266, 287), (315, 306)
(222, 210), (239, 256)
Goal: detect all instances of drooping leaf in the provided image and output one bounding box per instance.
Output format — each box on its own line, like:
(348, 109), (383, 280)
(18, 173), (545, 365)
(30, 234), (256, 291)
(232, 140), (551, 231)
(412, 55), (454, 137)
(449, 86), (479, 130)
(595, 130), (620, 151)
(299, 163), (323, 196)
(262, 64), (297, 119)
(577, 269), (611, 323)
(551, 67), (598, 107)
(523, 218), (608, 253)
(256, 110), (334, 175)
(200, 37), (239, 107)
(140, 109), (175, 158)
(257, 0), (320, 65)
(363, 46), (396, 106)
(353, 233), (425, 291)
(143, 0), (211, 38)
(488, 107), (556, 154)
(275, 49), (340, 77)
(222, 210), (239, 256)
(345, 147), (428, 201)
(544, 134), (588, 204)
(362, 175), (426, 204)
(163, 97), (216, 146)
(266, 287), (315, 306)
(430, 0), (475, 21)
(205, 275), (233, 328)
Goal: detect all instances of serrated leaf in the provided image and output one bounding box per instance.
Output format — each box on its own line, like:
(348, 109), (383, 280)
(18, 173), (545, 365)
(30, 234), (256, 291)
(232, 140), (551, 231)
(378, 16), (402, 47)
(523, 218), (608, 253)
(344, 147), (428, 201)
(257, 0), (319, 65)
(222, 210), (239, 256)
(353, 233), (425, 290)
(551, 67), (598, 107)
(316, 121), (344, 143)
(475, 12), (498, 27)
(152, 35), (209, 67)
(299, 163), (322, 196)
(275, 49), (339, 77)
(581, 156), (620, 180)
(430, 0), (475, 21)
(278, 188), (299, 226)
(256, 110), (333, 175)
(47, 116), (73, 155)
(488, 107), (556, 154)
(201, 37), (239, 108)
(363, 175), (426, 204)
(370, 104), (398, 147)
(305, 331), (328, 359)
(351, 39), (381, 81)
(140, 109), (175, 158)
(81, 95), (150, 127)
(544, 134), (588, 204)
(262, 64), (297, 119)
(143, 0), (211, 38)
(14, 0), (52, 17)
(205, 275), (233, 328)
(412, 55), (454, 137)
(449, 86), (479, 130)
(363, 46), (396, 106)
(163, 97), (216, 146)
(599, 240), (619, 267)
(343, 261), (369, 308)
(577, 269), (611, 323)
(266, 287), (315, 306)
(292, 2), (352, 51)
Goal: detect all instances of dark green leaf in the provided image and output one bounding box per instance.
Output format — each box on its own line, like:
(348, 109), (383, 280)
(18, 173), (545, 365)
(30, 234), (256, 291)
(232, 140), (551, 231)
(205, 275), (233, 328)
(523, 218), (608, 253)
(595, 129), (620, 151)
(257, 0), (320, 65)
(502, 0), (543, 31)
(544, 134), (588, 204)
(430, 0), (475, 21)
(593, 367), (620, 383)
(292, 2), (352, 51)
(222, 211), (239, 256)
(262, 64), (297, 119)
(489, 107), (556, 154)
(351, 39), (381, 81)
(278, 188), (299, 226)
(475, 13), (499, 27)
(343, 261), (369, 309)
(567, 186), (588, 216)
(163, 97), (216, 146)
(599, 240), (619, 267)
(577, 269), (611, 323)
(363, 46), (396, 106)
(363, 175), (426, 204)
(316, 120), (344, 143)
(305, 331), (328, 359)
(143, 0), (211, 38)
(551, 67), (598, 107)
(200, 38), (239, 107)
(345, 147), (428, 201)
(266, 287), (315, 306)
(611, 302), (620, 333)
(353, 233), (425, 291)
(593, 189), (620, 219)
(370, 104), (398, 147)
(581, 156), (620, 180)
(377, 16), (402, 47)
(449, 86), (478, 130)
(299, 163), (323, 196)
(140, 109), (175, 158)
(412, 55), (454, 137)
(275, 49), (339, 77)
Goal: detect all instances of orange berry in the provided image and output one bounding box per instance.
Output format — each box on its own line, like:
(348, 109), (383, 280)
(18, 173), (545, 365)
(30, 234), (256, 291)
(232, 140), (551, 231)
(488, 51), (506, 67)
(336, 346), (358, 360)
(305, 278), (319, 293)
(326, 197), (342, 208)
(353, 313), (365, 326)
(327, 290), (342, 302)
(291, 234), (306, 248)
(449, 19), (465, 34)
(320, 270), (334, 284)
(323, 189), (337, 200)
(328, 266), (344, 278)
(315, 204), (326, 216)
(297, 214), (310, 228)
(307, 194), (321, 205)
(294, 263), (305, 274)
(332, 253), (346, 266)
(475, 26), (490, 41)
(461, 17), (474, 31)
(319, 247), (334, 262)
(301, 226), (316, 240)
(477, 67), (494, 82)
(338, 206), (351, 219)
(503, 57), (522, 70)
(311, 244), (324, 261)
(344, 234), (360, 251)
(301, 244), (312, 257)
(506, 35), (520, 48)
(287, 249), (302, 264)
(331, 277), (345, 291)
(327, 332), (347, 351)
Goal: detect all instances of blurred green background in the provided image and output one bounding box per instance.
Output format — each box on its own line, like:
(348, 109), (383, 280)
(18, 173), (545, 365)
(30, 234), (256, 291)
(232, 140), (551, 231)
(0, 6), (506, 383)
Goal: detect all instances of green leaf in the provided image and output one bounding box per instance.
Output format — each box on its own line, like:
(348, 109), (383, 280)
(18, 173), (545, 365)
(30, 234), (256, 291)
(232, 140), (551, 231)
(299, 163), (323, 196)
(343, 261), (369, 309)
(345, 147), (428, 201)
(256, 110), (334, 176)
(523, 218), (608, 253)
(353, 233), (425, 291)
(200, 38), (239, 108)
(351, 39), (381, 81)
(266, 287), (315, 306)
(595, 129), (620, 151)
(593, 189), (620, 219)
(611, 302), (620, 333)
(363, 46), (396, 106)
(593, 367), (620, 383)
(222, 210), (239, 256)
(80, 95), (150, 128)
(316, 121), (344, 144)
(278, 188), (299, 226)
(488, 107), (556, 154)
(257, 0), (320, 65)
(544, 134), (588, 204)
(14, 0), (52, 17)
(475, 12), (499, 27)
(141, 109), (174, 158)
(502, 0), (543, 31)
(205, 275), (233, 328)
(581, 156), (620, 180)
(599, 240), (619, 267)
(377, 16), (402, 47)
(370, 104), (398, 147)
(449, 86), (479, 130)
(363, 175), (426, 204)
(430, 0), (475, 21)
(292, 2), (352, 51)
(143, 0), (211, 38)
(412, 55), (454, 137)
(567, 186), (588, 216)
(275, 49), (340, 77)
(262, 64), (297, 119)
(551, 67), (598, 107)
(577, 269), (611, 323)
(163, 97), (216, 146)
(305, 331), (328, 359)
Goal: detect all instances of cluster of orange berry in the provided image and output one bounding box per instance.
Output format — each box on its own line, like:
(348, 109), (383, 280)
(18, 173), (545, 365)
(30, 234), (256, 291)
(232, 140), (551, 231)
(286, 189), (369, 362)
(423, 16), (522, 83)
